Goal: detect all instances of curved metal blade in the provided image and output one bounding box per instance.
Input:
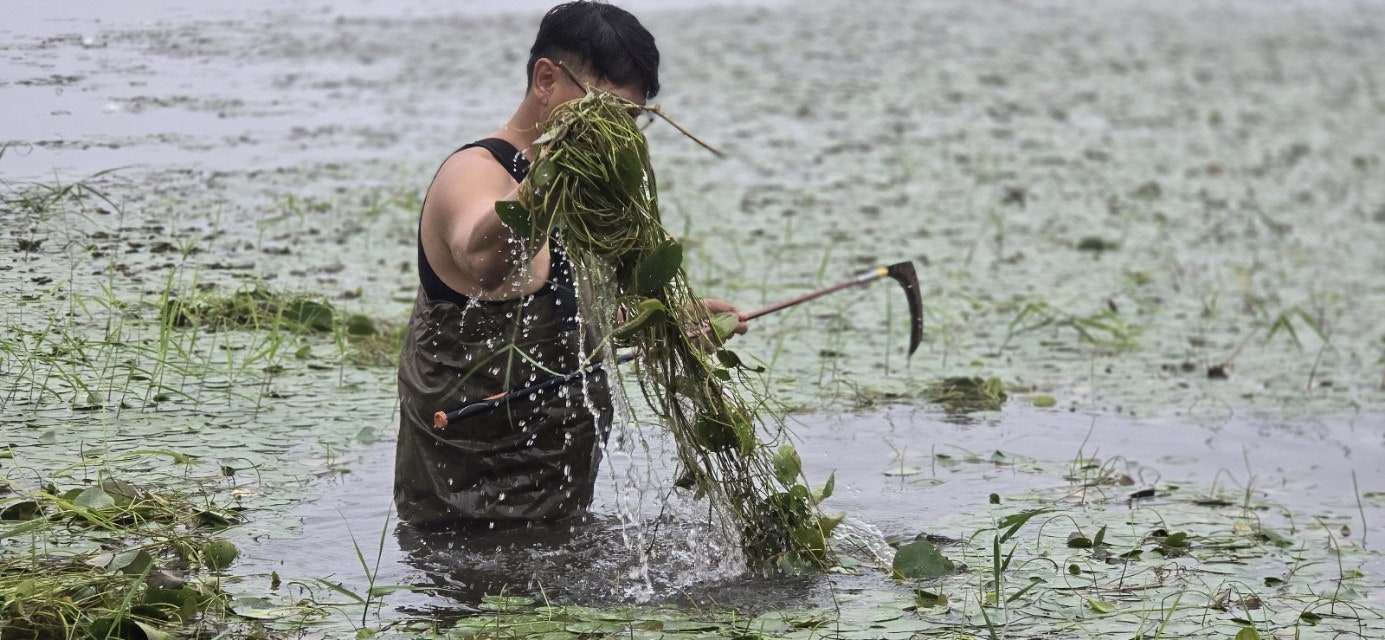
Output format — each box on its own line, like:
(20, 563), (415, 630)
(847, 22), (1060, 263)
(885, 262), (924, 357)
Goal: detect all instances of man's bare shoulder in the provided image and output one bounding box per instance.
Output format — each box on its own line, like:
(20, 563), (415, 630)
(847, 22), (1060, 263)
(428, 146), (517, 208)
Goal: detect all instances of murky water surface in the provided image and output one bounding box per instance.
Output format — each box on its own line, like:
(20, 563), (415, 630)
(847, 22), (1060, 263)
(4, 0), (1384, 634)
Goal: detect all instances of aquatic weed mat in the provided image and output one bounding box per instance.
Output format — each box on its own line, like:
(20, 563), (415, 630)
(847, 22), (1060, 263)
(408, 463), (1385, 640)
(0, 447), (250, 639)
(0, 164), (419, 539)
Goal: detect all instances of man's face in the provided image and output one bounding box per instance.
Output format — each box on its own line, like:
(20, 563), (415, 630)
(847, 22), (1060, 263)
(544, 60), (646, 119)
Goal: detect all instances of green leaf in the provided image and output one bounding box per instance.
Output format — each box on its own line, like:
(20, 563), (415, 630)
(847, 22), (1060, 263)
(203, 539), (238, 571)
(530, 160), (556, 188)
(1087, 599), (1115, 614)
(891, 539), (954, 580)
(88, 617), (174, 640)
(283, 299), (335, 332)
(692, 414), (739, 453)
(814, 472), (835, 503)
(612, 298), (667, 340)
(630, 240), (682, 296)
(710, 312), (741, 343)
(914, 589), (949, 608)
(771, 445), (802, 486)
(616, 148), (646, 193)
(344, 313), (376, 336)
(997, 508), (1052, 543)
(74, 486), (116, 510)
(495, 200), (534, 239)
(229, 596), (290, 620)
(110, 549), (155, 575)
(1032, 394), (1057, 408)
(1235, 628), (1261, 640)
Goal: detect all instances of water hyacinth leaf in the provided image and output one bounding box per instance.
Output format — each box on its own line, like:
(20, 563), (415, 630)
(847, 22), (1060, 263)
(1067, 531), (1092, 548)
(110, 549), (155, 574)
(88, 617), (173, 640)
(616, 147), (646, 193)
(494, 200), (534, 239)
(530, 159), (556, 188)
(612, 298), (667, 340)
(101, 478), (143, 506)
(716, 348), (765, 372)
(283, 299), (335, 332)
(229, 596), (287, 620)
(814, 472), (835, 503)
(892, 539), (955, 580)
(203, 539), (238, 571)
(914, 589), (949, 609)
(693, 414), (739, 452)
(144, 587), (201, 622)
(0, 500), (41, 520)
(772, 445), (802, 485)
(1236, 628), (1262, 640)
(74, 485), (116, 510)
(710, 312), (741, 343)
(730, 408), (757, 454)
(345, 313), (376, 336)
(630, 239), (682, 295)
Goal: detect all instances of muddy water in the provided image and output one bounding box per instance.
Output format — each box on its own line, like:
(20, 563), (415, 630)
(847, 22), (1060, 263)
(233, 405), (1385, 617)
(4, 0), (1385, 632)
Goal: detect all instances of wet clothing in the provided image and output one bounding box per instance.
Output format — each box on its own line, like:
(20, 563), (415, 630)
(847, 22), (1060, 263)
(394, 138), (613, 525)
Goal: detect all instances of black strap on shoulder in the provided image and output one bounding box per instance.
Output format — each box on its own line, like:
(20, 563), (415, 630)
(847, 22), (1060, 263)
(459, 138), (531, 183)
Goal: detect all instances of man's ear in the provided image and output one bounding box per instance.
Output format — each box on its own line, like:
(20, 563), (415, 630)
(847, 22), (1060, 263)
(531, 57), (562, 105)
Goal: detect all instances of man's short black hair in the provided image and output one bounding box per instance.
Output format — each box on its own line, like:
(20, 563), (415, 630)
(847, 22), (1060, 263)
(527, 1), (660, 100)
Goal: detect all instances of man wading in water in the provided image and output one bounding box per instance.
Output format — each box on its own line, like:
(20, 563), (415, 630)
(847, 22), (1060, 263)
(395, 1), (747, 526)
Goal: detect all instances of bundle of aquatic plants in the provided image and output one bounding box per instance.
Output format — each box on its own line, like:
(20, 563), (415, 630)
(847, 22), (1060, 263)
(497, 88), (838, 571)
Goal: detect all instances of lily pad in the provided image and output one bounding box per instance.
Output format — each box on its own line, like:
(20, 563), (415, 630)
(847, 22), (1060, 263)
(892, 539), (954, 580)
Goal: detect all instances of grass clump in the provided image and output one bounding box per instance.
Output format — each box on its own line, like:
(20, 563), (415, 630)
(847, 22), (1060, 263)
(0, 453), (243, 639)
(161, 287), (338, 334)
(499, 82), (836, 571)
(924, 376), (1008, 413)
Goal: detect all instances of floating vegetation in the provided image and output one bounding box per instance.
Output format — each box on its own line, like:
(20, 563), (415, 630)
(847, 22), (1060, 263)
(410, 452), (1385, 640)
(1075, 236), (1119, 253)
(162, 287), (339, 334)
(499, 86), (836, 570)
(924, 376), (1007, 413)
(0, 451), (244, 639)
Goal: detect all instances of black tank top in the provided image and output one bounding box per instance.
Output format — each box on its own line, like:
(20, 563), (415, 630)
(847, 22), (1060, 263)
(417, 138), (576, 320)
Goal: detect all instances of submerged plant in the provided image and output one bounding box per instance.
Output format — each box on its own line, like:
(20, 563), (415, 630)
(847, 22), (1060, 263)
(497, 86), (836, 570)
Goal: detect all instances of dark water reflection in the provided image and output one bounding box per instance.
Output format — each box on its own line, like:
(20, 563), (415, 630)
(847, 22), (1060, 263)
(235, 405), (1385, 619)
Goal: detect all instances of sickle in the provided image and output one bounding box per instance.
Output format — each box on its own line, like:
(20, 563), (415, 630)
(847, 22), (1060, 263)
(433, 261), (926, 430)
(885, 261), (925, 357)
